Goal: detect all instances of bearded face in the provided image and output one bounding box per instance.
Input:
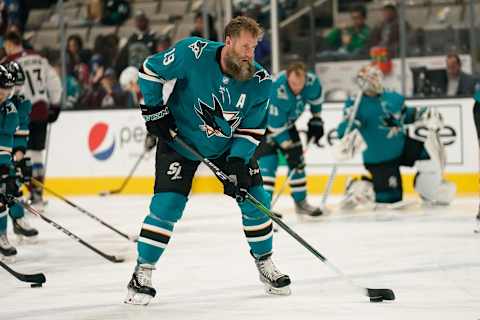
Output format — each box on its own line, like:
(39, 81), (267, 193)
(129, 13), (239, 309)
(224, 48), (256, 81)
(222, 31), (258, 81)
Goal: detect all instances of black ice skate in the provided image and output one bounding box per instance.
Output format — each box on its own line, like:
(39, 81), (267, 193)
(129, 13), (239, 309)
(13, 217), (39, 238)
(124, 264), (156, 305)
(0, 233), (17, 261)
(252, 251), (291, 295)
(294, 200), (323, 217)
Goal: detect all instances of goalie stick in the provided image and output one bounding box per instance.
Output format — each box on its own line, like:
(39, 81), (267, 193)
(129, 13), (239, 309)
(321, 91), (363, 208)
(0, 260), (46, 285)
(172, 132), (395, 302)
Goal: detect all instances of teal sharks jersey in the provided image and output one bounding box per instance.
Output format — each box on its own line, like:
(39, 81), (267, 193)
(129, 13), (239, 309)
(337, 90), (416, 164)
(267, 70), (323, 145)
(10, 94), (31, 152)
(138, 37), (272, 162)
(475, 89), (480, 102)
(0, 99), (19, 165)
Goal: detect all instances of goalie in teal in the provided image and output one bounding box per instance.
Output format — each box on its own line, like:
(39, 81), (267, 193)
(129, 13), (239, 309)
(125, 17), (291, 305)
(336, 65), (456, 208)
(255, 62), (324, 216)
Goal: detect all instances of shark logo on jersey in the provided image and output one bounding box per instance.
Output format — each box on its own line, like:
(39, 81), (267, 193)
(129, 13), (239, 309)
(195, 94), (241, 138)
(254, 69), (271, 83)
(381, 111), (403, 138)
(188, 40), (208, 59)
(3, 101), (17, 114)
(277, 85), (288, 100)
(306, 72), (316, 86)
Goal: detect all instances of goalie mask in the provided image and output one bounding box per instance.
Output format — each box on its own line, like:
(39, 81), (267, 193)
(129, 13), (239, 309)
(356, 65), (384, 96)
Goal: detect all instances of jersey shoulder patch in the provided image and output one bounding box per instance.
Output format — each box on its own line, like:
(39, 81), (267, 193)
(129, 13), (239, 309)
(4, 100), (17, 114)
(254, 69), (271, 83)
(188, 39), (209, 59)
(276, 84), (289, 100)
(306, 72), (317, 86)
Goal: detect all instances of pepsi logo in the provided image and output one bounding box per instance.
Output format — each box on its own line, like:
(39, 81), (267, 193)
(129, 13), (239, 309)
(88, 122), (116, 161)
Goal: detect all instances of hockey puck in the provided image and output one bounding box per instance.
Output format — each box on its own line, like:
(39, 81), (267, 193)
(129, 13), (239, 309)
(369, 297), (383, 303)
(30, 283), (42, 288)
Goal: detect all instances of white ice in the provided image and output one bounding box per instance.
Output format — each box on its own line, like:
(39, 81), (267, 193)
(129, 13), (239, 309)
(1, 194), (480, 320)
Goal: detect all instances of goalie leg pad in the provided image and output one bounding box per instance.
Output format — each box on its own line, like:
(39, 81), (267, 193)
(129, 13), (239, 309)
(414, 159), (455, 205)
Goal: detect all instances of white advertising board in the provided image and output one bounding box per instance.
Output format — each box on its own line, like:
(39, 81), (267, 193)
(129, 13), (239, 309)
(47, 97), (477, 178)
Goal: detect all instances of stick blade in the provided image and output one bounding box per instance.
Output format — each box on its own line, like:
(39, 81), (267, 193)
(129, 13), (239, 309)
(24, 273), (46, 284)
(366, 288), (395, 301)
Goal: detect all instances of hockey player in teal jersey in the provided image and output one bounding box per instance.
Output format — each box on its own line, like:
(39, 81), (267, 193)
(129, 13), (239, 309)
(5, 61), (38, 239)
(336, 65), (455, 207)
(255, 62), (324, 216)
(125, 17), (291, 305)
(0, 65), (23, 260)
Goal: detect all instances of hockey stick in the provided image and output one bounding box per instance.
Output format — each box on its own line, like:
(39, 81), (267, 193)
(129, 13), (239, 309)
(99, 150), (148, 196)
(321, 91), (363, 208)
(11, 198), (124, 263)
(271, 141), (313, 209)
(0, 260), (46, 285)
(172, 133), (395, 302)
(31, 178), (135, 242)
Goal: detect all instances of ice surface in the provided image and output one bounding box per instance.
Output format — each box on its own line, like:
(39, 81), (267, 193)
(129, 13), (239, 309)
(1, 195), (479, 320)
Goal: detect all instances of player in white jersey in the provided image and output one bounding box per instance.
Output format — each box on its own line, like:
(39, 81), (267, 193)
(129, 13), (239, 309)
(2, 31), (62, 209)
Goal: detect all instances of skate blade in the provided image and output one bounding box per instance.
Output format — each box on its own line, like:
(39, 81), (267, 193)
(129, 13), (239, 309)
(124, 289), (153, 305)
(264, 284), (291, 296)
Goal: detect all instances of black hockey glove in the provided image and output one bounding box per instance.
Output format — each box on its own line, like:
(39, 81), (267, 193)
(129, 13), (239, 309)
(223, 157), (252, 202)
(47, 105), (61, 123)
(14, 157), (32, 183)
(0, 164), (22, 200)
(144, 133), (157, 151)
(141, 104), (177, 141)
(282, 144), (305, 170)
(307, 116), (324, 145)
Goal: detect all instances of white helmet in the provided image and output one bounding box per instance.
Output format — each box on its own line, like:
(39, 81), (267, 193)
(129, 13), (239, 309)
(356, 64), (384, 95)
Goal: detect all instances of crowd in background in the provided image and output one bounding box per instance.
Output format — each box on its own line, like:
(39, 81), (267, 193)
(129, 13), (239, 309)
(0, 0), (477, 110)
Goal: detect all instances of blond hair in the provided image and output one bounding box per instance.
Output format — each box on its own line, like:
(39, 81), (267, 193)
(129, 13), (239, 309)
(224, 16), (263, 40)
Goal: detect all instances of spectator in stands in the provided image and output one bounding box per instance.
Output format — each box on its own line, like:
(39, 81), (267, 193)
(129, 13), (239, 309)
(324, 5), (370, 56)
(115, 10), (158, 76)
(156, 35), (171, 53)
(101, 0), (130, 26)
(119, 66), (141, 108)
(93, 33), (119, 71)
(67, 34), (90, 88)
(0, 1), (7, 43)
(87, 0), (103, 24)
(6, 0), (28, 33)
(190, 12), (218, 41)
(80, 66), (128, 108)
(369, 4), (407, 57)
(443, 53), (480, 97)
